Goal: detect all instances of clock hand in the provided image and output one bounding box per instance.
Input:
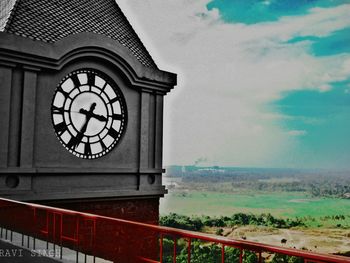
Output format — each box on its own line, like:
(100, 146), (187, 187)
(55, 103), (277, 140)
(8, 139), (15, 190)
(90, 113), (107, 122)
(71, 102), (109, 151)
(78, 103), (96, 132)
(79, 118), (90, 134)
(90, 102), (96, 112)
(53, 106), (93, 115)
(79, 102), (97, 115)
(79, 108), (89, 115)
(68, 118), (89, 150)
(70, 117), (90, 150)
(79, 107), (107, 122)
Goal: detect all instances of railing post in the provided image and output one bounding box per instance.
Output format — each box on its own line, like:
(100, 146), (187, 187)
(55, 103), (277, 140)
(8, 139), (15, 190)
(92, 219), (96, 259)
(53, 212), (57, 255)
(221, 244), (225, 263)
(159, 234), (163, 263)
(60, 213), (63, 260)
(187, 238), (191, 263)
(239, 248), (243, 263)
(258, 251), (262, 263)
(60, 213), (63, 244)
(76, 216), (79, 245)
(173, 237), (177, 263)
(32, 207), (37, 252)
(76, 215), (80, 263)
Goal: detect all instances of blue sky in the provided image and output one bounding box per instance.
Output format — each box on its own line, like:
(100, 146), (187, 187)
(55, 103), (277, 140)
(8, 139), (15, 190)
(271, 77), (350, 168)
(119, 0), (350, 169)
(207, 0), (350, 169)
(207, 0), (349, 24)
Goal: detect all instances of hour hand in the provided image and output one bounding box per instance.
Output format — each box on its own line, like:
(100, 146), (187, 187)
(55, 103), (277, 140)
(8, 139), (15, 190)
(79, 108), (89, 115)
(79, 108), (107, 122)
(92, 114), (107, 122)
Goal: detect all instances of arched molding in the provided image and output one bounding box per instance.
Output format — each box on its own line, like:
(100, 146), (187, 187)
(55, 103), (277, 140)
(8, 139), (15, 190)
(0, 32), (176, 94)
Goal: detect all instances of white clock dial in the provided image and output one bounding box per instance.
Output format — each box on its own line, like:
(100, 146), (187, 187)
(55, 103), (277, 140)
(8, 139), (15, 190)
(51, 69), (127, 159)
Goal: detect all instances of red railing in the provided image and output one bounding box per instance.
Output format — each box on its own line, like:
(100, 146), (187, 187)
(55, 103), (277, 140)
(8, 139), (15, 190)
(0, 197), (349, 263)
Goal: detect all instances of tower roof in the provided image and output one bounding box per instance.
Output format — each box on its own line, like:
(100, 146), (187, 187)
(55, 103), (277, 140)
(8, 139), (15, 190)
(0, 0), (157, 68)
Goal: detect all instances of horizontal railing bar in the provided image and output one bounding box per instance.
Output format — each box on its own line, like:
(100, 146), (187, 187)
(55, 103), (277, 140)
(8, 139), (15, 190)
(62, 236), (78, 242)
(0, 197), (349, 263)
(137, 256), (160, 263)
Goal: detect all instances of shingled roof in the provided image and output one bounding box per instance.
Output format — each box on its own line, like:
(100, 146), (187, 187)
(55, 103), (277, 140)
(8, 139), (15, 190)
(0, 0), (157, 68)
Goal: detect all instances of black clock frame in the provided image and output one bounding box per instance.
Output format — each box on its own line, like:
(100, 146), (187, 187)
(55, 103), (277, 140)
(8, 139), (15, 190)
(51, 68), (128, 159)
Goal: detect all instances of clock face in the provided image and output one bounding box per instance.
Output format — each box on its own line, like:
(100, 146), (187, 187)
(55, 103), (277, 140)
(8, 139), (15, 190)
(51, 69), (127, 159)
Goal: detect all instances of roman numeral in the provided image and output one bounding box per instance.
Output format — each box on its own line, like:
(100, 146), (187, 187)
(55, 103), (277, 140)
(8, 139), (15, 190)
(71, 74), (80, 88)
(67, 132), (83, 150)
(100, 82), (107, 93)
(84, 143), (92, 156)
(54, 122), (67, 135)
(109, 97), (119, 104)
(108, 128), (119, 139)
(112, 114), (123, 120)
(57, 86), (69, 98)
(52, 105), (65, 115)
(87, 72), (95, 86)
(100, 139), (107, 151)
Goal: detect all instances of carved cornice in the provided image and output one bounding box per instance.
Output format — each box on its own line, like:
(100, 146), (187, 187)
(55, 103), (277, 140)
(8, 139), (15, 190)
(0, 32), (177, 94)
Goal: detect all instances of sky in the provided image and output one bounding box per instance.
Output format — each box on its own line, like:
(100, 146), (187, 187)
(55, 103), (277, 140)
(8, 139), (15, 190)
(117, 0), (350, 169)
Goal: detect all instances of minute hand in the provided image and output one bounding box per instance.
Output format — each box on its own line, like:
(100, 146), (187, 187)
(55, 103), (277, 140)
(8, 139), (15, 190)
(79, 109), (107, 122)
(91, 113), (107, 122)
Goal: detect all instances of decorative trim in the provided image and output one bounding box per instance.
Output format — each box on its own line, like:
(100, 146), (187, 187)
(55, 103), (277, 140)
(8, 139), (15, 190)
(22, 65), (41, 72)
(20, 69), (38, 167)
(0, 167), (165, 174)
(0, 61), (16, 68)
(0, 189), (167, 202)
(0, 32), (177, 94)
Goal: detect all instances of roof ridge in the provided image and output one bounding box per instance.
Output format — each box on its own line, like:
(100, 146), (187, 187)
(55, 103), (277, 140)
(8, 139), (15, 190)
(2, 0), (158, 69)
(112, 2), (158, 69)
(0, 0), (20, 32)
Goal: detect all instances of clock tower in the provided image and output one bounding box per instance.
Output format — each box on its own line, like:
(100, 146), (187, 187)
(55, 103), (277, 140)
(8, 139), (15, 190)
(0, 0), (176, 228)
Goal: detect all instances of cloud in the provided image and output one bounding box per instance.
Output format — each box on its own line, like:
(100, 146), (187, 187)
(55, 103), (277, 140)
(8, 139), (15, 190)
(318, 84), (332, 92)
(117, 1), (350, 168)
(207, 0), (349, 25)
(287, 130), (308, 136)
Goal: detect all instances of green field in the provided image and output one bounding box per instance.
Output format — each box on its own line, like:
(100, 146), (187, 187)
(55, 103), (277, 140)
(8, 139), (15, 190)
(160, 191), (350, 227)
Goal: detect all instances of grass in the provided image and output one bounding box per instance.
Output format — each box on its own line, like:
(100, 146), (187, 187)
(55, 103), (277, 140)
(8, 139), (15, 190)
(160, 191), (350, 227)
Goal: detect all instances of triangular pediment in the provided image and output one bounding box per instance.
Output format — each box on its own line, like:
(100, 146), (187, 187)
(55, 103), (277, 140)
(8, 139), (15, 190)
(0, 0), (157, 68)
